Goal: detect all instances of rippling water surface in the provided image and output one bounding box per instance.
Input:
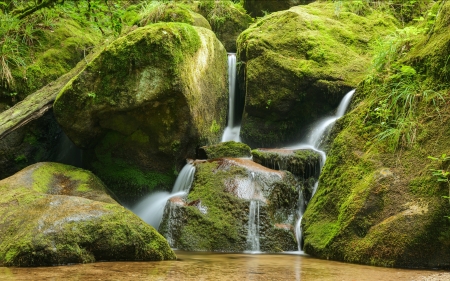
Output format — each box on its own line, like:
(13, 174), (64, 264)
(0, 251), (448, 281)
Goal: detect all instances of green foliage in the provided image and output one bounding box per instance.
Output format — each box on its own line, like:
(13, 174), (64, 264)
(428, 154), (450, 204)
(333, 0), (434, 24)
(363, 25), (445, 151)
(209, 119), (220, 134)
(198, 0), (242, 30)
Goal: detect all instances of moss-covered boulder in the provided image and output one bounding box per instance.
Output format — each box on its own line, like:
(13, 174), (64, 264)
(236, 2), (397, 147)
(197, 141), (252, 159)
(138, 2), (211, 30)
(54, 22), (228, 204)
(159, 158), (300, 252)
(243, 0), (315, 17)
(194, 0), (253, 52)
(0, 162), (175, 267)
(302, 3), (450, 268)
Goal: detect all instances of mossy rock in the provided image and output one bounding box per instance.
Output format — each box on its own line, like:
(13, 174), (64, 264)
(302, 4), (450, 267)
(0, 162), (175, 267)
(54, 22), (227, 204)
(252, 148), (321, 178)
(138, 2), (212, 30)
(159, 158), (299, 252)
(243, 0), (315, 17)
(194, 0), (253, 52)
(236, 2), (398, 147)
(198, 141), (252, 159)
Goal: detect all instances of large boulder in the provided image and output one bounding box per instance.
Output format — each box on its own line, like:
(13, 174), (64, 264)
(236, 2), (397, 147)
(159, 158), (301, 252)
(54, 23), (228, 204)
(243, 0), (315, 17)
(0, 162), (175, 266)
(302, 3), (450, 268)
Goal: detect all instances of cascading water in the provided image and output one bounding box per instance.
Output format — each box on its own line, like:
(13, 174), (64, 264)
(221, 53), (241, 142)
(246, 200), (261, 253)
(290, 89), (355, 251)
(132, 162), (196, 229)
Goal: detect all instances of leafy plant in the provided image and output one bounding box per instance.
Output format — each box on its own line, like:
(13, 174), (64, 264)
(364, 24), (445, 152)
(429, 154), (450, 203)
(210, 120), (220, 134)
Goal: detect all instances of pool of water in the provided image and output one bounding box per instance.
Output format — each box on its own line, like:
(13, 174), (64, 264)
(0, 251), (448, 281)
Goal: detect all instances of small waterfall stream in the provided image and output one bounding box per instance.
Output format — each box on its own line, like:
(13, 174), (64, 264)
(246, 200), (261, 253)
(222, 53), (241, 142)
(289, 89), (355, 251)
(132, 162), (196, 229)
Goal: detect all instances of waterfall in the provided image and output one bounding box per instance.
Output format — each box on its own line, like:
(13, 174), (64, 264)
(221, 53), (241, 142)
(290, 89), (355, 251)
(246, 200), (261, 253)
(132, 162), (196, 229)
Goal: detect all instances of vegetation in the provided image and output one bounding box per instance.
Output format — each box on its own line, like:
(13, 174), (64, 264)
(332, 0), (434, 25)
(302, 0), (450, 268)
(0, 0), (133, 105)
(359, 1), (447, 152)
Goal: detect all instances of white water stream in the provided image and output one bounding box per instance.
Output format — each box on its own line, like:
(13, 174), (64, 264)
(246, 200), (261, 253)
(289, 89), (355, 251)
(132, 163), (196, 229)
(222, 53), (241, 142)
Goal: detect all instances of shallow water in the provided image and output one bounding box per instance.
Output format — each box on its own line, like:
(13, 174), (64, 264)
(0, 251), (448, 281)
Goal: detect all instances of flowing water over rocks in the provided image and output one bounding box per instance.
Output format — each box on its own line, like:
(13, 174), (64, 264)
(287, 89), (355, 250)
(132, 162), (196, 229)
(222, 53), (241, 142)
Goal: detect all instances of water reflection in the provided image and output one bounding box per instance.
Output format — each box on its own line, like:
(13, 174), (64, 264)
(0, 251), (447, 281)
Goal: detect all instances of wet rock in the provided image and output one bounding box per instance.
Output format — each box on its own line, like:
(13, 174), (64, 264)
(54, 23), (228, 204)
(252, 148), (321, 178)
(159, 158), (299, 252)
(0, 162), (175, 267)
(197, 141), (252, 159)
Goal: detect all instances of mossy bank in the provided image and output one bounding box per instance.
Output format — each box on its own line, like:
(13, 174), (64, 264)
(302, 1), (450, 268)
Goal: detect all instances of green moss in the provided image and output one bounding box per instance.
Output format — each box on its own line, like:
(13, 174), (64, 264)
(194, 0), (253, 51)
(11, 19), (102, 100)
(302, 6), (450, 265)
(84, 130), (175, 203)
(252, 148), (321, 178)
(237, 2), (398, 147)
(201, 141), (252, 159)
(176, 161), (249, 251)
(0, 163), (176, 266)
(139, 2), (210, 30)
